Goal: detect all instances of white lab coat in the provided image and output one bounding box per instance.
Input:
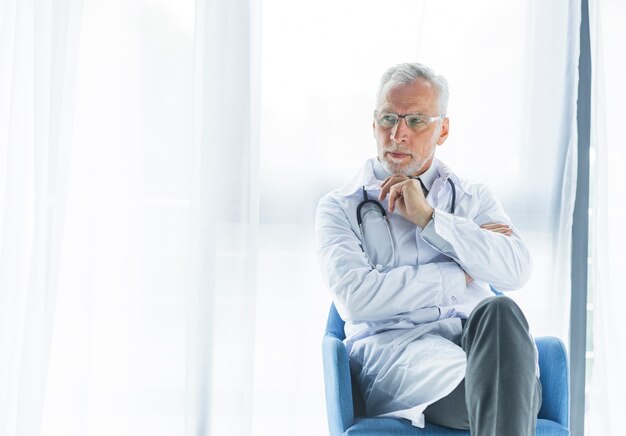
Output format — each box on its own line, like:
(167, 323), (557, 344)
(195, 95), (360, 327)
(315, 158), (532, 427)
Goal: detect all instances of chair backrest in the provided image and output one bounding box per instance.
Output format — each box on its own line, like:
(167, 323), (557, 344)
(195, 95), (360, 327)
(535, 336), (570, 427)
(324, 304), (367, 417)
(326, 303), (346, 340)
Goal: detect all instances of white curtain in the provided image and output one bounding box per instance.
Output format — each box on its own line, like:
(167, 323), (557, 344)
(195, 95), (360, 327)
(36, 0), (260, 435)
(191, 0), (260, 434)
(587, 0), (626, 434)
(0, 0), (82, 435)
(1, 1), (579, 436)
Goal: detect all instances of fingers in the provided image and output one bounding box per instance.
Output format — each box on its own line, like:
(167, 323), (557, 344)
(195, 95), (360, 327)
(481, 225), (512, 235)
(387, 182), (404, 213)
(379, 175), (409, 201)
(386, 179), (420, 213)
(385, 179), (433, 227)
(480, 223), (513, 237)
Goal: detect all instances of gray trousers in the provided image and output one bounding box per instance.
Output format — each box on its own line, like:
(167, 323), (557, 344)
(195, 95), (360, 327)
(423, 296), (542, 436)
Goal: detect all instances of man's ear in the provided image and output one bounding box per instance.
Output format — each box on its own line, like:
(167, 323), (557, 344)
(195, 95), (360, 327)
(437, 117), (450, 145)
(372, 120), (376, 137)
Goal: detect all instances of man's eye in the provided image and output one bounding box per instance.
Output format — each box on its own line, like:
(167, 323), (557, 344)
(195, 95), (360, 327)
(407, 117), (426, 128)
(380, 115), (397, 125)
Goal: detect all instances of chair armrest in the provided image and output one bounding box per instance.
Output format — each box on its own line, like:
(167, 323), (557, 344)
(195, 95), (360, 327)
(322, 334), (354, 435)
(535, 336), (569, 428)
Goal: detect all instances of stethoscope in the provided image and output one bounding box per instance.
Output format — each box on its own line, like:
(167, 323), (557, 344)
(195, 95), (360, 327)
(356, 177), (457, 268)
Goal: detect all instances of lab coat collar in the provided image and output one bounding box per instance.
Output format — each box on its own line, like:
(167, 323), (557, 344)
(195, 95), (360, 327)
(435, 160), (471, 197)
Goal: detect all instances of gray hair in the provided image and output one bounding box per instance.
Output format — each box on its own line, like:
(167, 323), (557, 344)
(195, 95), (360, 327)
(376, 63), (449, 114)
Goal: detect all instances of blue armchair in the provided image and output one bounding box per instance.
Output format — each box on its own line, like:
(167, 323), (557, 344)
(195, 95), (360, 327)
(322, 303), (570, 435)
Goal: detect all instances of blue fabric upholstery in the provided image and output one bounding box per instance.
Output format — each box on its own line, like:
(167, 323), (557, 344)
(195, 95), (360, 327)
(322, 303), (570, 435)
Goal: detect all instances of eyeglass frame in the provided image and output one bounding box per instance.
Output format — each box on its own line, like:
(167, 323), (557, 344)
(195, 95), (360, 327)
(373, 110), (446, 131)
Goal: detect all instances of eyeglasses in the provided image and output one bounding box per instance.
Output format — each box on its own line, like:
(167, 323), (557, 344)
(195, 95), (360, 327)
(374, 110), (446, 131)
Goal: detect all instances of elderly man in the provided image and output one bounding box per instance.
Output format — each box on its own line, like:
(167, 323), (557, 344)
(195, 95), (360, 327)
(316, 63), (540, 435)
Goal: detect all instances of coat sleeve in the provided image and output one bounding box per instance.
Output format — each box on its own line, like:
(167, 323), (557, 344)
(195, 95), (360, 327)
(316, 195), (466, 323)
(420, 184), (532, 291)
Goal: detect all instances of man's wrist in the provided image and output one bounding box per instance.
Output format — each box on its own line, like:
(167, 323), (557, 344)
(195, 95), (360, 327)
(416, 207), (434, 228)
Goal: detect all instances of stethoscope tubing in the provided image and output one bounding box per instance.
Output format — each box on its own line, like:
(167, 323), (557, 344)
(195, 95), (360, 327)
(356, 187), (388, 226)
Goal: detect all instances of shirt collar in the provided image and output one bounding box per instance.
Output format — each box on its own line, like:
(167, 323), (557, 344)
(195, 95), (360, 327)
(415, 160), (438, 191)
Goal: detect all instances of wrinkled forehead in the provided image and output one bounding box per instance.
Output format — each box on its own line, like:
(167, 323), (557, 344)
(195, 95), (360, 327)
(377, 79), (439, 113)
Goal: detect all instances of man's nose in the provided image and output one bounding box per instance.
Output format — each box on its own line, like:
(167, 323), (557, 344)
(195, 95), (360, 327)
(390, 118), (409, 142)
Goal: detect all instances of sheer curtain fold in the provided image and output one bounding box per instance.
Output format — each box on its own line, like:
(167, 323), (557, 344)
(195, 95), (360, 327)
(191, 0), (260, 435)
(0, 1), (82, 435)
(523, 0), (581, 341)
(587, 0), (626, 433)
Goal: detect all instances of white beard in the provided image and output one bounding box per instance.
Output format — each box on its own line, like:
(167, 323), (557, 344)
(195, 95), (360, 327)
(379, 153), (427, 177)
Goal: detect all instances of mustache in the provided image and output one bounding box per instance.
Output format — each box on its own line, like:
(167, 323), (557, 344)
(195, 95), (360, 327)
(383, 146), (414, 157)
